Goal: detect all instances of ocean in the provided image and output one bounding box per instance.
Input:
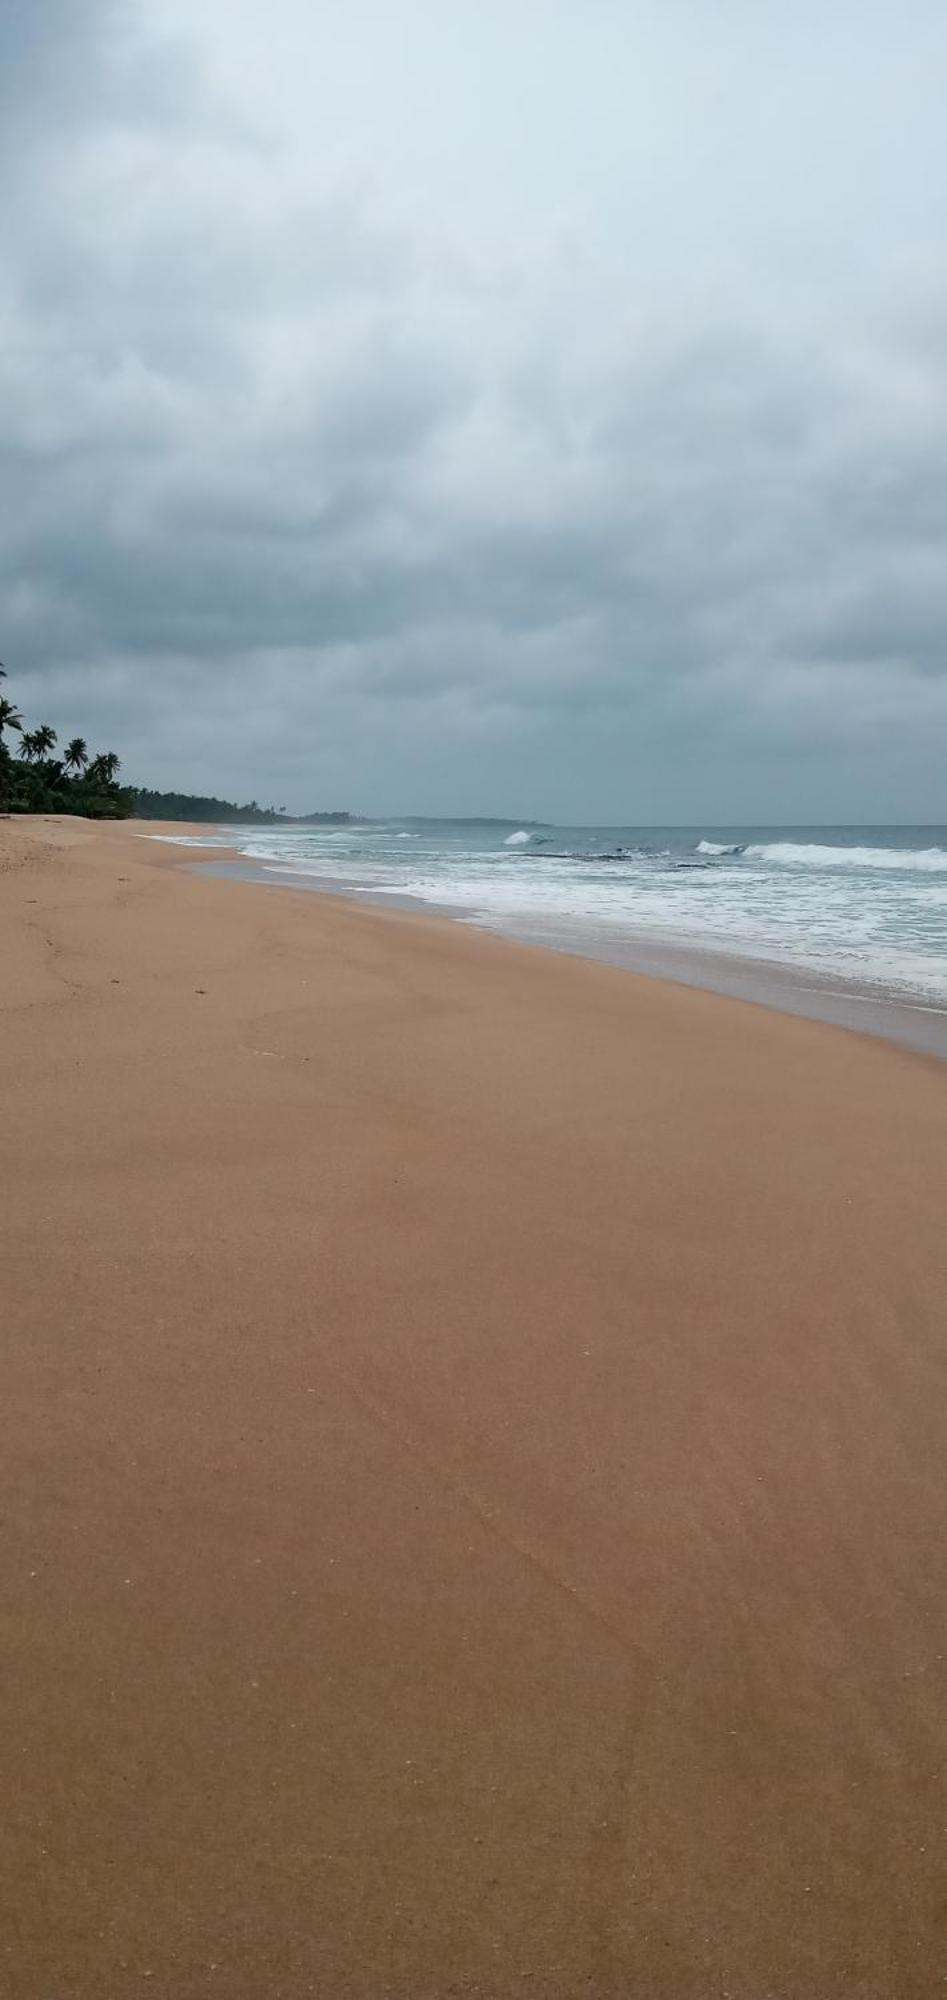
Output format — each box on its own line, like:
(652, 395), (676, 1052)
(162, 820), (947, 1025)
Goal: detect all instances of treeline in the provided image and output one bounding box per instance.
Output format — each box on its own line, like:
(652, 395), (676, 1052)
(0, 664), (354, 826)
(131, 790), (353, 825)
(0, 667), (132, 819)
(132, 789), (291, 823)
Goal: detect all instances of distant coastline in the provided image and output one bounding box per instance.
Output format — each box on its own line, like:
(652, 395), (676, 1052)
(130, 788), (356, 826)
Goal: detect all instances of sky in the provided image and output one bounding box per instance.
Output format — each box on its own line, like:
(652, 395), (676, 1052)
(2, 0), (946, 821)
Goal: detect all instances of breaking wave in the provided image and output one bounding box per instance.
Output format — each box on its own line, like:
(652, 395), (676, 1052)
(744, 843), (947, 872)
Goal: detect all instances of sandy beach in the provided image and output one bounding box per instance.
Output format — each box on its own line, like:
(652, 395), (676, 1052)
(3, 813), (947, 1998)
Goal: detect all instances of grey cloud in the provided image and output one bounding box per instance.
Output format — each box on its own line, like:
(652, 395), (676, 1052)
(0, 1), (114, 134)
(2, 0), (947, 818)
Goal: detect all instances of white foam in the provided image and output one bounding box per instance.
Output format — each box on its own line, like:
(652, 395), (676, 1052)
(744, 843), (947, 872)
(696, 840), (743, 856)
(138, 832), (225, 847)
(189, 822), (947, 1007)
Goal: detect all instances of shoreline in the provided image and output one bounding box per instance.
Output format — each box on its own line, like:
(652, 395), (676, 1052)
(189, 846), (947, 1061)
(4, 815), (947, 1996)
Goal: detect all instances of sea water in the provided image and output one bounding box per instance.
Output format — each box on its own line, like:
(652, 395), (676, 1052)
(166, 820), (947, 1011)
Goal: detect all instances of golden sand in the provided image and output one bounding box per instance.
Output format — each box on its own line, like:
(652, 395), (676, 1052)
(3, 815), (947, 1996)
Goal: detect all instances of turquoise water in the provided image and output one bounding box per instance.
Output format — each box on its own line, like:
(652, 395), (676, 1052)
(155, 820), (947, 1007)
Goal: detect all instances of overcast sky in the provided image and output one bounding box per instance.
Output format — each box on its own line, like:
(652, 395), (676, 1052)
(3, 0), (946, 819)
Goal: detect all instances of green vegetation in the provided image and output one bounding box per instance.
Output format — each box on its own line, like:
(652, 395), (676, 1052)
(131, 790), (353, 825)
(0, 662), (353, 826)
(0, 665), (132, 818)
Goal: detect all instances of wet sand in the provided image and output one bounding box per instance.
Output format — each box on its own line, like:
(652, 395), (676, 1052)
(3, 814), (947, 1997)
(195, 853), (947, 1061)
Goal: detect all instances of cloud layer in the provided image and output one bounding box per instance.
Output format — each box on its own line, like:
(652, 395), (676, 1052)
(3, 0), (946, 817)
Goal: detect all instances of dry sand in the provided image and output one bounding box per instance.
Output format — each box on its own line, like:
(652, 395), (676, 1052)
(3, 814), (947, 1999)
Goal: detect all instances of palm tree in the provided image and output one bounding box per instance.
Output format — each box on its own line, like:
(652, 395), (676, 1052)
(90, 751), (120, 784)
(20, 729), (41, 761)
(64, 737), (88, 774)
(32, 723), (57, 759)
(0, 695), (22, 741)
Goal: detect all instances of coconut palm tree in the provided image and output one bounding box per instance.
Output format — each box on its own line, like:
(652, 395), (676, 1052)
(20, 728), (41, 761)
(64, 736), (88, 774)
(89, 751), (120, 785)
(0, 694), (22, 741)
(32, 723), (57, 759)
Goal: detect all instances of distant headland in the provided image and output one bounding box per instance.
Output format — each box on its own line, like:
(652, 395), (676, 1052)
(131, 789), (355, 825)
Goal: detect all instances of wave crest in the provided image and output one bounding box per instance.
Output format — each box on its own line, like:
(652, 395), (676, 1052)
(745, 842), (947, 872)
